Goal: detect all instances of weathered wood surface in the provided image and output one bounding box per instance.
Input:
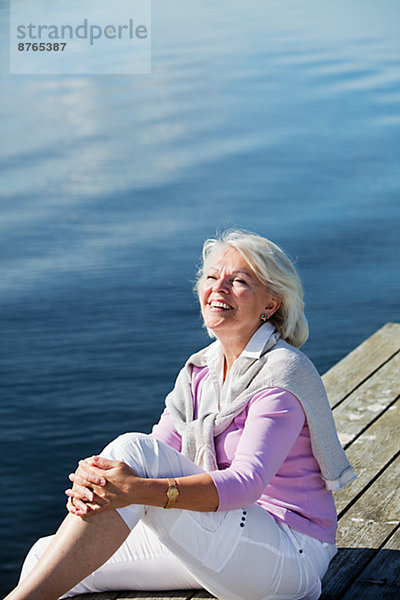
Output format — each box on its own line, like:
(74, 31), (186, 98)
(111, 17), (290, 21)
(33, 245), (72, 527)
(321, 322), (400, 599)
(340, 527), (400, 600)
(332, 350), (399, 448)
(71, 323), (400, 600)
(322, 322), (400, 408)
(334, 397), (399, 515)
(321, 454), (400, 599)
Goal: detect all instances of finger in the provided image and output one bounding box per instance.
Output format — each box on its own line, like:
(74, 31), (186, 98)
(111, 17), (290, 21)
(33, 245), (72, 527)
(69, 472), (92, 487)
(67, 497), (89, 516)
(85, 501), (104, 512)
(87, 456), (119, 470)
(66, 497), (77, 514)
(74, 496), (104, 515)
(69, 473), (93, 487)
(86, 457), (140, 479)
(76, 461), (107, 485)
(67, 494), (103, 519)
(66, 484), (107, 508)
(69, 470), (106, 487)
(65, 485), (94, 503)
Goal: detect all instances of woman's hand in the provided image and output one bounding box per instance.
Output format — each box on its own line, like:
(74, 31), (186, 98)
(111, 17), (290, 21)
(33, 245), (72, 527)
(65, 456), (140, 517)
(65, 457), (105, 516)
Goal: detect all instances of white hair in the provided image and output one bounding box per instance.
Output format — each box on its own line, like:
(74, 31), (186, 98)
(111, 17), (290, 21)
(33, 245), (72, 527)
(195, 229), (309, 348)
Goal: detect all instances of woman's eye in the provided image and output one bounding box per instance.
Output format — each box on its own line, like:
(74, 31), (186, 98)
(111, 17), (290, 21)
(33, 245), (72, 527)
(206, 275), (217, 280)
(234, 278), (247, 284)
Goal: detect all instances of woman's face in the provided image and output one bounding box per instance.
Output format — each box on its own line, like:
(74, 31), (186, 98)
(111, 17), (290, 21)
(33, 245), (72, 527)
(199, 246), (279, 343)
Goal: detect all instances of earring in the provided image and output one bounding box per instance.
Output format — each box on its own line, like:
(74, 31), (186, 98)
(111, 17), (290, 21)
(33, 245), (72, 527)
(260, 313), (269, 322)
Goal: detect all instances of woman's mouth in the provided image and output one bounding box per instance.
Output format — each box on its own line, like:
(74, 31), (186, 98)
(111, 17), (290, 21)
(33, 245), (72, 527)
(208, 300), (233, 311)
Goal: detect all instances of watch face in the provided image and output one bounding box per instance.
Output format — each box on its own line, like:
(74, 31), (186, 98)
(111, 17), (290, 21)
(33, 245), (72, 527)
(168, 487), (179, 501)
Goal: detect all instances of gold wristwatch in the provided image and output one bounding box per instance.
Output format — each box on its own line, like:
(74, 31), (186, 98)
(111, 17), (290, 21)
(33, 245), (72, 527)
(164, 478), (179, 509)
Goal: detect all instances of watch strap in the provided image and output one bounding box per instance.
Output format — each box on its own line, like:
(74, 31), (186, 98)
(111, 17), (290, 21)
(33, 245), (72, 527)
(164, 477), (179, 509)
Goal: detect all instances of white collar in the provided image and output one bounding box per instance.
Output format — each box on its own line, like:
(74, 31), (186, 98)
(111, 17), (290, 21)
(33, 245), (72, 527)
(203, 321), (276, 366)
(241, 322), (276, 359)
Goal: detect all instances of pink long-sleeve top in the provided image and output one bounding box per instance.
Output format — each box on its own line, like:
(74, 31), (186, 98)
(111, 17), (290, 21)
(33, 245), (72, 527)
(151, 363), (337, 544)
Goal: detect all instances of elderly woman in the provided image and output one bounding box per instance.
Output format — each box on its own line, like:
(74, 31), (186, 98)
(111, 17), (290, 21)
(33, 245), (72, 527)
(6, 229), (355, 600)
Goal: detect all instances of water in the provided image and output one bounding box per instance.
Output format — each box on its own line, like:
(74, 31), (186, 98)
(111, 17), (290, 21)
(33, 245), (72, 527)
(1, 0), (399, 593)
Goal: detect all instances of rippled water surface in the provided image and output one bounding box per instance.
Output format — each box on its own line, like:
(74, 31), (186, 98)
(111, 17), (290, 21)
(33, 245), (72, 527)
(1, 0), (399, 593)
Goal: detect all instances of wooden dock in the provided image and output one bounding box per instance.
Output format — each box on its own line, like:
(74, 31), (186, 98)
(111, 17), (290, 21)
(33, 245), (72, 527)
(72, 323), (400, 600)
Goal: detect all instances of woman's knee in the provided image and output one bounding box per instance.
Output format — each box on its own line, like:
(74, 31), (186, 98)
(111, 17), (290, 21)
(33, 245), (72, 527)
(100, 433), (203, 481)
(100, 432), (161, 478)
(101, 432), (152, 457)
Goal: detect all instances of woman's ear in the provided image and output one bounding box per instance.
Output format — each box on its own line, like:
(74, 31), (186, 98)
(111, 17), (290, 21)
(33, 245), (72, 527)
(265, 297), (281, 317)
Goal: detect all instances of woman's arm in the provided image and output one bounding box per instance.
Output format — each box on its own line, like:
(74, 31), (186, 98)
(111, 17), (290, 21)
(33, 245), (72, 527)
(210, 388), (305, 510)
(66, 456), (219, 516)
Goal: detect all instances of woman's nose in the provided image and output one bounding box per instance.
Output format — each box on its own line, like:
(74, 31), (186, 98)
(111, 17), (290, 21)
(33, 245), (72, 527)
(212, 276), (229, 293)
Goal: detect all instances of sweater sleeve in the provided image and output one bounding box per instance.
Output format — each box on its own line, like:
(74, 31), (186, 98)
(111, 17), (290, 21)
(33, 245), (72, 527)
(150, 407), (182, 452)
(209, 388), (305, 511)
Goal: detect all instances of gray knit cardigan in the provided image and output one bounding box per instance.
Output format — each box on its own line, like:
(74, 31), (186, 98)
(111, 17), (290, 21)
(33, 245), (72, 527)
(166, 331), (356, 491)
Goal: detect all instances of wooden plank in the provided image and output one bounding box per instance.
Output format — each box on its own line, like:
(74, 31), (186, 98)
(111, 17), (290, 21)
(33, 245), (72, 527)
(321, 455), (400, 599)
(331, 352), (399, 448)
(71, 593), (119, 600)
(333, 398), (399, 514)
(340, 526), (400, 600)
(336, 457), (400, 548)
(323, 323), (400, 408)
(115, 592), (194, 599)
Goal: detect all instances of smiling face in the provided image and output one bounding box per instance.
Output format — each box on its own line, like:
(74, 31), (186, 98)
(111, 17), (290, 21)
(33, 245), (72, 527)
(199, 246), (280, 351)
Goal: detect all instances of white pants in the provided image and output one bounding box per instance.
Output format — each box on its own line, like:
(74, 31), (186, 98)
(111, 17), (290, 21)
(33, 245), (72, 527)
(21, 433), (337, 600)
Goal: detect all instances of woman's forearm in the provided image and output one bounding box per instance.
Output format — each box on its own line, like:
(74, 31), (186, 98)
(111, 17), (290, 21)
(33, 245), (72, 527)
(129, 472), (219, 512)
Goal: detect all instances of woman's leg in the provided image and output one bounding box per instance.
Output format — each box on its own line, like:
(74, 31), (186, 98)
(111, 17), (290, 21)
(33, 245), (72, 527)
(21, 522), (202, 598)
(144, 504), (336, 600)
(10, 433), (205, 600)
(5, 510), (130, 600)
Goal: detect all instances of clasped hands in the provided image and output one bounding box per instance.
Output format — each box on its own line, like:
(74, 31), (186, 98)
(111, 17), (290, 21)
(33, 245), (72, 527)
(65, 456), (140, 517)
